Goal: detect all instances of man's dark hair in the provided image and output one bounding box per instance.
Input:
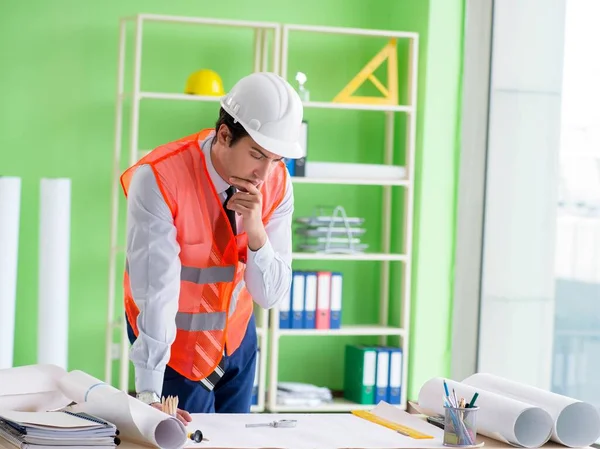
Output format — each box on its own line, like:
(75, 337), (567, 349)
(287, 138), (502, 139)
(215, 107), (249, 147)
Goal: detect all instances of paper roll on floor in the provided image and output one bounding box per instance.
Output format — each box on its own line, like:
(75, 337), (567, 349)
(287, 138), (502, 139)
(0, 177), (21, 370)
(463, 373), (600, 447)
(418, 377), (553, 448)
(38, 178), (71, 369)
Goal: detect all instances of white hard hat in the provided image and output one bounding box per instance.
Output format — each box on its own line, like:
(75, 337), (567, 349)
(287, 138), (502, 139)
(220, 72), (305, 159)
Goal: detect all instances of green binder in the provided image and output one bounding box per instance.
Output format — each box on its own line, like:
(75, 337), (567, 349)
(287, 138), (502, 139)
(344, 344), (376, 404)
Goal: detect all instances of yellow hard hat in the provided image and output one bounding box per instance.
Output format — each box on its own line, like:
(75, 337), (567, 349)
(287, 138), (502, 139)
(184, 69), (225, 96)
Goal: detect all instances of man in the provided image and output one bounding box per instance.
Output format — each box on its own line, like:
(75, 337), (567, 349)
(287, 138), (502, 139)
(120, 72), (304, 421)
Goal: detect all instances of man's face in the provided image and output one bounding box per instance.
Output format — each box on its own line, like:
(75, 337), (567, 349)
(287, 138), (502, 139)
(217, 127), (283, 190)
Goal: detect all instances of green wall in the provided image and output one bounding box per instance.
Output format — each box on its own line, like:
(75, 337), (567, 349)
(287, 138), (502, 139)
(1, 0), (464, 401)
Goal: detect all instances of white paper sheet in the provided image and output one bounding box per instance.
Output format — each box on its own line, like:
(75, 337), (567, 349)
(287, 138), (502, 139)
(0, 177), (21, 370)
(58, 370), (187, 449)
(0, 409), (108, 429)
(38, 178), (71, 369)
(0, 364), (70, 412)
(418, 377), (553, 448)
(183, 403), (445, 449)
(463, 373), (600, 447)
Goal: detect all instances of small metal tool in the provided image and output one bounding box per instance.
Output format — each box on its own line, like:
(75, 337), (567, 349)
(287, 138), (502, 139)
(245, 419), (297, 428)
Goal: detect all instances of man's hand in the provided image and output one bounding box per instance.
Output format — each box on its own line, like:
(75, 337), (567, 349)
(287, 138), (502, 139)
(227, 177), (267, 251)
(150, 402), (192, 426)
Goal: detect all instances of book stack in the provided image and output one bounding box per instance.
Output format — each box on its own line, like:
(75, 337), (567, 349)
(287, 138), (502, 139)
(343, 344), (403, 406)
(0, 410), (119, 449)
(295, 206), (368, 254)
(279, 271), (343, 329)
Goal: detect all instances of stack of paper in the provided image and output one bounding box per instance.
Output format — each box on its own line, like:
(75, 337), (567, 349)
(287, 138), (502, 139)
(0, 410), (118, 449)
(276, 382), (332, 407)
(295, 207), (368, 254)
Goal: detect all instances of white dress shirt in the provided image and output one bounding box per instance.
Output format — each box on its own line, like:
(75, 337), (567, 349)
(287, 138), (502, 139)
(125, 131), (293, 396)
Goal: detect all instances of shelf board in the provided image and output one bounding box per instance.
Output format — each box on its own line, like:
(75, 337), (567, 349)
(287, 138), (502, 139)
(278, 325), (405, 337)
(134, 13), (280, 30)
(292, 252), (407, 261)
(134, 92), (414, 113)
(284, 23), (418, 40)
(302, 101), (413, 113)
(139, 92), (221, 102)
(291, 177), (409, 186)
(268, 397), (389, 413)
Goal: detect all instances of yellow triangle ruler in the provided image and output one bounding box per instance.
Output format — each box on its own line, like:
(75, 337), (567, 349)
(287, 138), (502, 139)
(333, 39), (399, 105)
(351, 409), (434, 440)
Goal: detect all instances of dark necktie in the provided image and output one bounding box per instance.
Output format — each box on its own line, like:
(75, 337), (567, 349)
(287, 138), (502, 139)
(199, 187), (237, 392)
(224, 186), (237, 235)
(200, 186), (237, 391)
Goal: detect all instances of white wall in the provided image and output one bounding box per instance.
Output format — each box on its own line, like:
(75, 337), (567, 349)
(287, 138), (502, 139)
(477, 0), (566, 389)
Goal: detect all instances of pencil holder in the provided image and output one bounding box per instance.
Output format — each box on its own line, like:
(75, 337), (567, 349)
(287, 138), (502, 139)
(443, 405), (479, 447)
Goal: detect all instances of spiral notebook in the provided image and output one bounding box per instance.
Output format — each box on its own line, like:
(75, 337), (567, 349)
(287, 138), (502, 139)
(0, 410), (118, 448)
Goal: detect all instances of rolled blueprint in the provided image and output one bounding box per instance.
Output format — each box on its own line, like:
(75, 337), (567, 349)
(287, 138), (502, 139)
(38, 178), (71, 369)
(0, 364), (70, 411)
(58, 370), (187, 449)
(0, 177), (21, 369)
(464, 373), (600, 447)
(418, 377), (553, 448)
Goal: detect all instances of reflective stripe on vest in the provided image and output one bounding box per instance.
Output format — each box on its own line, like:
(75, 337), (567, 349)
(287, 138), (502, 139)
(181, 265), (235, 284)
(176, 311), (226, 331)
(229, 280), (245, 316)
(125, 261), (235, 284)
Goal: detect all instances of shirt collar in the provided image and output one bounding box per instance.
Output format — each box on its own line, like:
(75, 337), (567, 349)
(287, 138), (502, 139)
(200, 131), (230, 195)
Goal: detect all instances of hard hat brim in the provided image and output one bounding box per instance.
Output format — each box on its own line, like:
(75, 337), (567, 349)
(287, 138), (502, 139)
(244, 127), (306, 160)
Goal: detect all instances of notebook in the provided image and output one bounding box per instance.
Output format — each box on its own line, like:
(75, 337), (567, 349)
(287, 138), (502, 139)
(0, 410), (118, 448)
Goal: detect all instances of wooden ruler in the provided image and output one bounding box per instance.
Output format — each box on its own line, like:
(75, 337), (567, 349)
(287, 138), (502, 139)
(351, 409), (434, 440)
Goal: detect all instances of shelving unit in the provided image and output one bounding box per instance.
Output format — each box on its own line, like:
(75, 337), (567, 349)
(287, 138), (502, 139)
(266, 23), (418, 413)
(106, 13), (279, 413)
(106, 14), (418, 415)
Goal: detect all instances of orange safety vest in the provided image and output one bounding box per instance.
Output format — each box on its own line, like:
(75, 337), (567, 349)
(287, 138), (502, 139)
(120, 128), (287, 383)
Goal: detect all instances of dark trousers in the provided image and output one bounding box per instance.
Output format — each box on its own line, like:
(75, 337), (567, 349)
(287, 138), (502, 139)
(127, 314), (257, 413)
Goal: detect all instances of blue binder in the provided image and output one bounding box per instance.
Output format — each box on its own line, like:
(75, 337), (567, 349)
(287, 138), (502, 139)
(329, 272), (342, 329)
(303, 272), (317, 328)
(279, 279), (292, 329)
(374, 347), (390, 404)
(290, 272), (305, 329)
(387, 347), (402, 404)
